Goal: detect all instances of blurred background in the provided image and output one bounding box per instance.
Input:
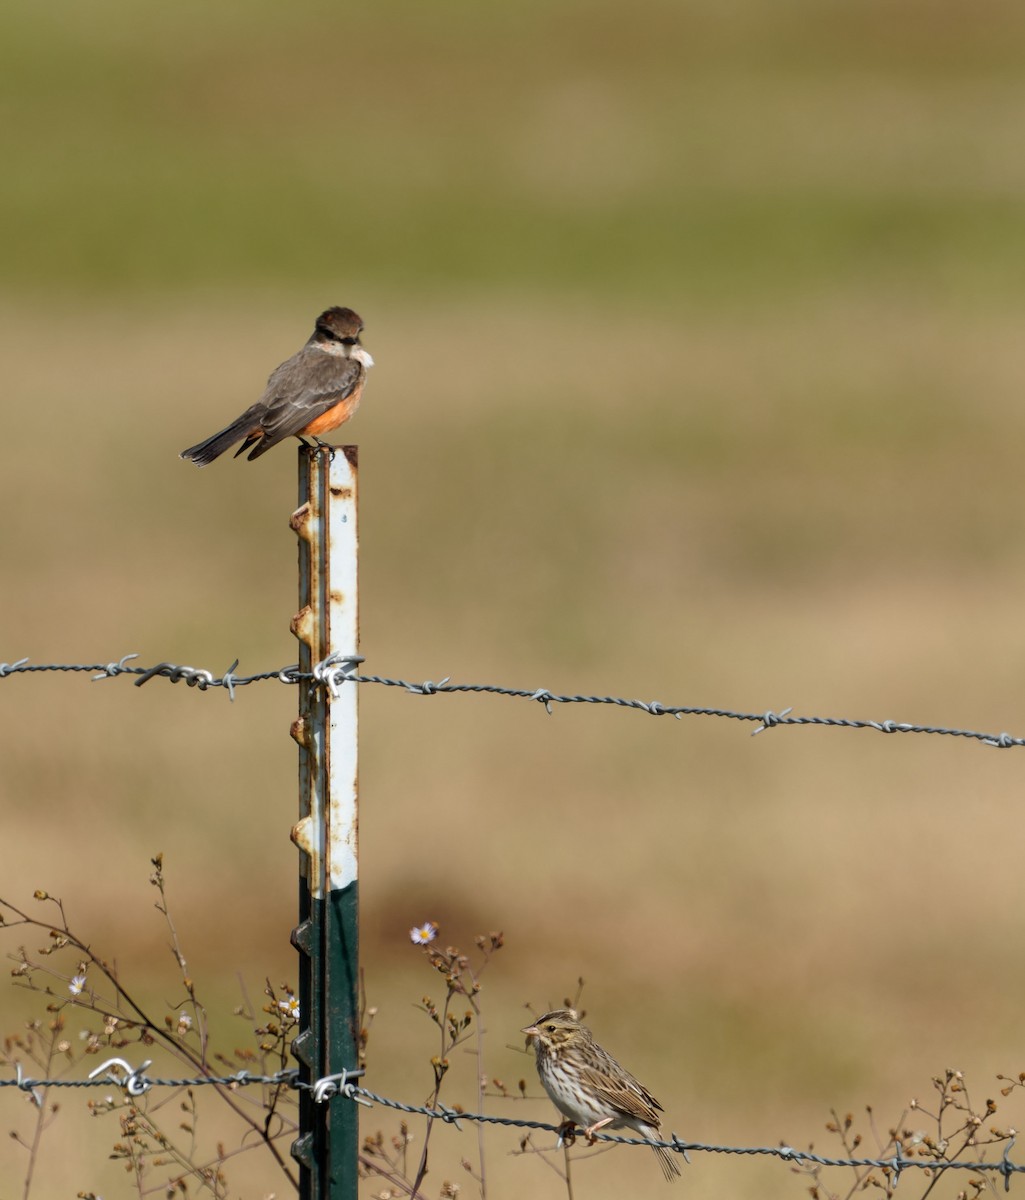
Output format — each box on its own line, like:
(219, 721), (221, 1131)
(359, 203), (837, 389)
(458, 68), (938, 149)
(3, 0), (1025, 1195)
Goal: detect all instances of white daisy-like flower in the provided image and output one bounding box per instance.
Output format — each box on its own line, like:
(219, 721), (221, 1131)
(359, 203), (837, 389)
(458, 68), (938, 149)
(278, 994), (300, 1018)
(409, 922), (439, 945)
(177, 1012), (193, 1032)
(69, 974), (86, 997)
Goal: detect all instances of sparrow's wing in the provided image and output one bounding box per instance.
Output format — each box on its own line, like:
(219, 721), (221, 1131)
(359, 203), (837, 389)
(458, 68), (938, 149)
(255, 348), (364, 451)
(579, 1049), (665, 1127)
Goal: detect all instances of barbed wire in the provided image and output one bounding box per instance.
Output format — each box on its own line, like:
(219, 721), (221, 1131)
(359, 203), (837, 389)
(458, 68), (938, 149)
(1, 652), (1023, 749)
(1, 1061), (1020, 1186)
(0, 1058), (301, 1099)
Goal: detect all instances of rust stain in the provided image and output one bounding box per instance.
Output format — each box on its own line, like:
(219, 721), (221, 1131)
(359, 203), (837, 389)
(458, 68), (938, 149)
(289, 501), (312, 539)
(329, 485), (353, 500)
(292, 816), (323, 896)
(291, 815), (316, 854)
(348, 769), (359, 851)
(329, 589), (346, 609)
(290, 605), (315, 645)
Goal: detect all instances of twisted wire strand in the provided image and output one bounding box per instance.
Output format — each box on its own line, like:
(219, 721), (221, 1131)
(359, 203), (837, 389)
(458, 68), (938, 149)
(0, 654), (1022, 749)
(346, 1085), (1022, 1182)
(1, 1065), (1020, 1183)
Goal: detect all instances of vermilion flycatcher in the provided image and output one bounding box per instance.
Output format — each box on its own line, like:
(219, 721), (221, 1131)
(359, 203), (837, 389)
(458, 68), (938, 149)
(180, 306), (373, 465)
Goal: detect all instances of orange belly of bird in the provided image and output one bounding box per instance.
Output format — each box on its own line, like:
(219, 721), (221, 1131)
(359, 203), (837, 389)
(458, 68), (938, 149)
(299, 389), (363, 437)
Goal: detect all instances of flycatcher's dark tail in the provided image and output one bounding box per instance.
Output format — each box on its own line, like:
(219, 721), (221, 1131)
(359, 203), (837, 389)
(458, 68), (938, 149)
(180, 413), (258, 467)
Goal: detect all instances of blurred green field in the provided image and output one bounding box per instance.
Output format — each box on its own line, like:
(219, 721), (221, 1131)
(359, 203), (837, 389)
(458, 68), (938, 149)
(3, 1), (1025, 1197)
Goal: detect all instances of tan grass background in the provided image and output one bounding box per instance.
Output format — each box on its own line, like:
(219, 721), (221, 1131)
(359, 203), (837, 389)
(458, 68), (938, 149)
(3, 2), (1025, 1197)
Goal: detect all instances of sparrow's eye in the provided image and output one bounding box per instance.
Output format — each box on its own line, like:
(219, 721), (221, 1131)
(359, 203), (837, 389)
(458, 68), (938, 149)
(545, 1024), (555, 1033)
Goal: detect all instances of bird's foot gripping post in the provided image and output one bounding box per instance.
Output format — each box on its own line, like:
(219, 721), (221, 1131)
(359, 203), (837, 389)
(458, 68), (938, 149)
(289, 445), (361, 1200)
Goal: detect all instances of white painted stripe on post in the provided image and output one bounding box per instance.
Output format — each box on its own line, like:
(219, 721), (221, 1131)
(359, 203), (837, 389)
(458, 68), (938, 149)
(326, 450), (359, 891)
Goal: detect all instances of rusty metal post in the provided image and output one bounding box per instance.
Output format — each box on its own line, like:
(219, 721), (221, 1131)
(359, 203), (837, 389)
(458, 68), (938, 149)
(289, 445), (360, 1200)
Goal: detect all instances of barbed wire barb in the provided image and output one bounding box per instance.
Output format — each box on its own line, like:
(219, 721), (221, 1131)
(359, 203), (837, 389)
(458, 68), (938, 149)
(1003, 1136), (1019, 1192)
(889, 1140), (905, 1189)
(669, 1132), (692, 1164)
(12, 1062), (43, 1108)
(92, 653), (139, 681)
(752, 706), (793, 735)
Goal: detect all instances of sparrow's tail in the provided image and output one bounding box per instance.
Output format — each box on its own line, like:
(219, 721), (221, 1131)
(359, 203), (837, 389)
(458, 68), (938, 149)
(653, 1142), (682, 1181)
(180, 413), (259, 467)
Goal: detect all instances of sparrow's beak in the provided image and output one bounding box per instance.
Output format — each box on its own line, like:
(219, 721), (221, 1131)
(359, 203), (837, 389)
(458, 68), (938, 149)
(521, 1023), (539, 1038)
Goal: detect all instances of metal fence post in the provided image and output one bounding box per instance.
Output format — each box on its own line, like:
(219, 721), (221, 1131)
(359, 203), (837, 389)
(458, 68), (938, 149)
(289, 445), (360, 1200)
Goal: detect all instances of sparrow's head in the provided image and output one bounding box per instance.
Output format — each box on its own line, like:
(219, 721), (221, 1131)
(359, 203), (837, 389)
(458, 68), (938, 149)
(311, 307), (374, 369)
(522, 1009), (585, 1051)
